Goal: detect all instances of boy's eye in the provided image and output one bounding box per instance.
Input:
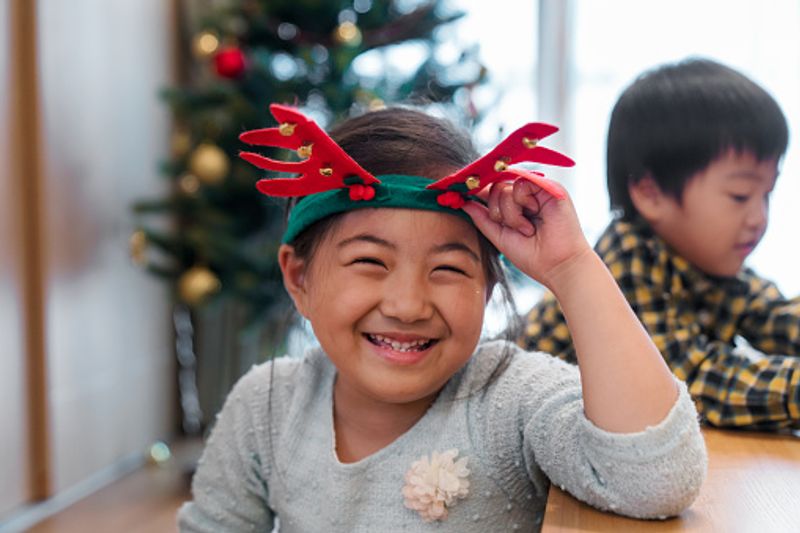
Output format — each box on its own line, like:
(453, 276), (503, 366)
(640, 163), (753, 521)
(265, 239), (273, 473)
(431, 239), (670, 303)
(729, 194), (749, 203)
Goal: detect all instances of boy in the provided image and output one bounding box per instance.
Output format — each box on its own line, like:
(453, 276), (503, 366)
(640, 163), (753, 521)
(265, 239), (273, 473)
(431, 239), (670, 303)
(519, 57), (800, 430)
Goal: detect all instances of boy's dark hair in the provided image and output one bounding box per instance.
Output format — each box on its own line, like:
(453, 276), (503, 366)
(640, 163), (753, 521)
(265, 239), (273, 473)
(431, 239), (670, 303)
(607, 57), (789, 221)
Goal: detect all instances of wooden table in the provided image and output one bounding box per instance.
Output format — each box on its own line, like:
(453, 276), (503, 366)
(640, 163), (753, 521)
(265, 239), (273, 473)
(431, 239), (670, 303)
(543, 428), (800, 532)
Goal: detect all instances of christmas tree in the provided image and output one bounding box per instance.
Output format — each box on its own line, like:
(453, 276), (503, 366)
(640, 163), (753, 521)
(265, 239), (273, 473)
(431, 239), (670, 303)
(133, 0), (484, 325)
(131, 0), (489, 431)
(131, 1), (486, 412)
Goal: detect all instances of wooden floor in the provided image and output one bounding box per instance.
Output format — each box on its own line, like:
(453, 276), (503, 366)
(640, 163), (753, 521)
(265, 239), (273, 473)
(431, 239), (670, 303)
(23, 440), (200, 533)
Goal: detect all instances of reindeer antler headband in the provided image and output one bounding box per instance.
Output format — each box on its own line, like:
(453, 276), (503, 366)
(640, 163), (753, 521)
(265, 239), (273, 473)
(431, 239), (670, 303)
(239, 104), (575, 243)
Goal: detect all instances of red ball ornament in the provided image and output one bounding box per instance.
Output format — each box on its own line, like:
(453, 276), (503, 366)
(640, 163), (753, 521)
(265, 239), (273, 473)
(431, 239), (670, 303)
(214, 46), (246, 78)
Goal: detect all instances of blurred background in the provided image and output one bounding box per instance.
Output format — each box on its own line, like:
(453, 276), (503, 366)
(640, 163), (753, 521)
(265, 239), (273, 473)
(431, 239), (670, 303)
(2, 0), (799, 530)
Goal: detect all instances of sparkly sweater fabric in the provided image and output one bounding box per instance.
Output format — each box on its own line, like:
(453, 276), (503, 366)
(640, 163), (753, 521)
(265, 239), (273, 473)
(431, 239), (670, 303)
(177, 341), (707, 532)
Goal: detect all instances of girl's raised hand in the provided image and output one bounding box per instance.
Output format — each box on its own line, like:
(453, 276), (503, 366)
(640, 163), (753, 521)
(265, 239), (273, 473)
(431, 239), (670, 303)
(462, 178), (592, 290)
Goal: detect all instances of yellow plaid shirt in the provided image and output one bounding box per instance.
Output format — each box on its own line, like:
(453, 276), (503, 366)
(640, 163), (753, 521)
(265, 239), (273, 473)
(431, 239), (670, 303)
(520, 218), (800, 430)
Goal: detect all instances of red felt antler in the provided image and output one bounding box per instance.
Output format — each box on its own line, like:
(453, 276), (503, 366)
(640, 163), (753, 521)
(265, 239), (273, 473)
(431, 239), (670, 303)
(427, 123), (575, 208)
(239, 104), (380, 200)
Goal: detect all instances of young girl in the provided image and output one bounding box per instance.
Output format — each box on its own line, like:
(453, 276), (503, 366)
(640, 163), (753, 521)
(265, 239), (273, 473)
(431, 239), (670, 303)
(178, 104), (706, 532)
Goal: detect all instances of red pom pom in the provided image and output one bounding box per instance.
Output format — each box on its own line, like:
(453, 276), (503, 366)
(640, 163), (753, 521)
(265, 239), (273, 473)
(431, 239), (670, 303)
(436, 191), (465, 209)
(214, 47), (246, 78)
(348, 184), (376, 201)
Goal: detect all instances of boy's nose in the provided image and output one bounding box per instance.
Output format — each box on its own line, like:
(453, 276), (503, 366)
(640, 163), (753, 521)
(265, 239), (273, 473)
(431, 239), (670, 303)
(746, 198), (769, 229)
(379, 276), (434, 323)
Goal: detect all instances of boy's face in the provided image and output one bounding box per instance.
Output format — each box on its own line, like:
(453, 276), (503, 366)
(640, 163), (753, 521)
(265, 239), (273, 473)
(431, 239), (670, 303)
(284, 208), (488, 408)
(636, 150), (778, 277)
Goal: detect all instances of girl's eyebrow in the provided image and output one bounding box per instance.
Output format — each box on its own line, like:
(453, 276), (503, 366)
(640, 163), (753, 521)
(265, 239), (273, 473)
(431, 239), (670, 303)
(336, 234), (396, 250)
(336, 234), (479, 262)
(432, 242), (480, 263)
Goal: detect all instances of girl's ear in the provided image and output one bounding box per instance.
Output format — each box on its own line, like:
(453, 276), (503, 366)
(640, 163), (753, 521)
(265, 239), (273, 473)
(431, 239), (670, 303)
(628, 175), (668, 223)
(278, 244), (310, 318)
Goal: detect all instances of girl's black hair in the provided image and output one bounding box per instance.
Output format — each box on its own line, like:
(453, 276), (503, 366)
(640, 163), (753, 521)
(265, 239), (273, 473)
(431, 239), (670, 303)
(287, 106), (517, 325)
(607, 57), (789, 221)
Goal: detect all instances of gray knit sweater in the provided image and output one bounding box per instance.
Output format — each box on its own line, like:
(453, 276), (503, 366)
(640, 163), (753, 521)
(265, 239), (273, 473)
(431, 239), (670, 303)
(178, 341), (706, 532)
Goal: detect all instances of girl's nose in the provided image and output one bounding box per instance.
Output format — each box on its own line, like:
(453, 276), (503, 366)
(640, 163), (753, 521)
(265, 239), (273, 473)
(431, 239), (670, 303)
(379, 276), (434, 323)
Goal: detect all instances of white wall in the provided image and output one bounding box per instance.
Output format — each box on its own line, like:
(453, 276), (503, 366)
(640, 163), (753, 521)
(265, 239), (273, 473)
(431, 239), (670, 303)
(36, 0), (176, 493)
(0, 0), (31, 517)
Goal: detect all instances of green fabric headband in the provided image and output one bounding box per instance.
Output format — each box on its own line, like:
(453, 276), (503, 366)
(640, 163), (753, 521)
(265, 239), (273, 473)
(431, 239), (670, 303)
(282, 174), (472, 244)
(238, 104), (575, 244)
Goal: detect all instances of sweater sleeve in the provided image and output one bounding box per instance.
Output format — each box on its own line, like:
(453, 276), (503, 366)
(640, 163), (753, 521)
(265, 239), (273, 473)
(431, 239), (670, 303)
(521, 354), (707, 520)
(177, 366), (275, 532)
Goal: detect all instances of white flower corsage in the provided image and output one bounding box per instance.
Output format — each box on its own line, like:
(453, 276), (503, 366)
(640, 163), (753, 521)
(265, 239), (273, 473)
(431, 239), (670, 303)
(402, 449), (470, 522)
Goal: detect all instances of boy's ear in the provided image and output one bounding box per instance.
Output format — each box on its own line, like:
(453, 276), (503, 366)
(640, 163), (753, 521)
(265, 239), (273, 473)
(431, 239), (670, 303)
(628, 176), (668, 223)
(278, 244), (310, 318)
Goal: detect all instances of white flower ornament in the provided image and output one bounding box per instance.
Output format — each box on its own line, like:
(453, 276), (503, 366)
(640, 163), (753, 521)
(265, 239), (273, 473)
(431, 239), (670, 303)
(402, 449), (470, 522)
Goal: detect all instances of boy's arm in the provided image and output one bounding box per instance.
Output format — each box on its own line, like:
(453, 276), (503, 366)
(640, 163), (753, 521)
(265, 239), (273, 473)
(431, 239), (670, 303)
(736, 275), (800, 356)
(518, 291), (577, 363)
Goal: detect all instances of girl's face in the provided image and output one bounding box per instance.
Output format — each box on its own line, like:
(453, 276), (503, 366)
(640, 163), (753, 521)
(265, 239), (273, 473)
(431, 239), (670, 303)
(281, 208), (489, 407)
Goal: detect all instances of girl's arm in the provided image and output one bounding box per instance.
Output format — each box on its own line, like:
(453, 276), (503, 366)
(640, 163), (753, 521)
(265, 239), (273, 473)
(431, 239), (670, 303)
(464, 179), (677, 433)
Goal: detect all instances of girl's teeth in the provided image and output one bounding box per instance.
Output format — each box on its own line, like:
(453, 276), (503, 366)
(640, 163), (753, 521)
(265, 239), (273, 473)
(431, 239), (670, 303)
(371, 334), (428, 351)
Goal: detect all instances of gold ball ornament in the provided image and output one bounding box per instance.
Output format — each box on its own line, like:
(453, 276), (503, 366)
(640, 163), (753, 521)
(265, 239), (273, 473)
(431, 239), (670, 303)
(189, 143), (229, 185)
(129, 230), (148, 266)
(178, 173), (201, 195)
(333, 21), (362, 46)
(192, 30), (220, 58)
(178, 265), (221, 306)
(171, 129), (192, 157)
(368, 98), (386, 111)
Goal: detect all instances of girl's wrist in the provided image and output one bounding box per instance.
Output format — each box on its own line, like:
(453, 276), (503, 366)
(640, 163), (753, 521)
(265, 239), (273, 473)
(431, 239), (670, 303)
(541, 246), (602, 297)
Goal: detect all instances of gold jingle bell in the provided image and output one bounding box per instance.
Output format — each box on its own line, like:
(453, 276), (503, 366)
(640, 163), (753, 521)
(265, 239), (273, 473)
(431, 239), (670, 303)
(522, 137), (538, 149)
(465, 176), (481, 190)
(297, 143), (313, 158)
(494, 158), (510, 172)
(279, 122), (296, 136)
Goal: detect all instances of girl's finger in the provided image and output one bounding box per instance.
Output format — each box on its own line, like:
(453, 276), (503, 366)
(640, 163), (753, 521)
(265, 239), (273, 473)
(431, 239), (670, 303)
(462, 200), (503, 247)
(499, 183), (535, 236)
(505, 168), (567, 200)
(486, 182), (506, 222)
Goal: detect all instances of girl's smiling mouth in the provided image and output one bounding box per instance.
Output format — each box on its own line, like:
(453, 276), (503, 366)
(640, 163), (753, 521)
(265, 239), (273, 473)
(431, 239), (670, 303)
(365, 333), (439, 364)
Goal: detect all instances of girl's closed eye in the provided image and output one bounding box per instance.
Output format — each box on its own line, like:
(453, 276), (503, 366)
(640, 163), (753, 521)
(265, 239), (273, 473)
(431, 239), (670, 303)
(350, 256), (387, 268)
(433, 264), (469, 276)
